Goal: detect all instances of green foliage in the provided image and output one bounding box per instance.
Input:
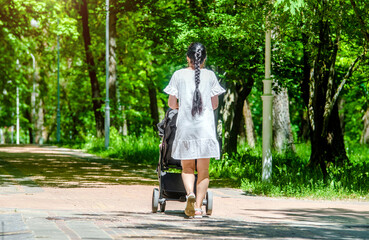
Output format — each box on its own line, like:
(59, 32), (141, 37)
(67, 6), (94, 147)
(274, 0), (306, 15)
(83, 128), (160, 165)
(210, 149), (261, 181)
(238, 143), (369, 200)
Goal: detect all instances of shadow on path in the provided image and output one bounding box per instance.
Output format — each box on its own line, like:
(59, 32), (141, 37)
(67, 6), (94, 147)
(243, 207), (369, 226)
(0, 145), (157, 188)
(53, 210), (369, 239)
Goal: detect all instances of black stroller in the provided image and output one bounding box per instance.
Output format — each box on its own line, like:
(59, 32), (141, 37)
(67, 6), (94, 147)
(152, 108), (213, 215)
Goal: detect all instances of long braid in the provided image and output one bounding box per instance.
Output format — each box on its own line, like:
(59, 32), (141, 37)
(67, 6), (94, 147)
(191, 46), (204, 116)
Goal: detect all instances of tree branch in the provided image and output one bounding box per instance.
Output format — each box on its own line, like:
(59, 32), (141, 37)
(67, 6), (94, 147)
(308, 61), (316, 131)
(324, 32), (341, 115)
(331, 53), (363, 108)
(322, 53), (363, 135)
(349, 0), (369, 43)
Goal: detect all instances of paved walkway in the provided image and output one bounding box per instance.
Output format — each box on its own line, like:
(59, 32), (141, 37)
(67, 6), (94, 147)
(0, 145), (369, 239)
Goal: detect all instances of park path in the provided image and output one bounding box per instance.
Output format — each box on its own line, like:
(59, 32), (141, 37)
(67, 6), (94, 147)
(0, 145), (369, 239)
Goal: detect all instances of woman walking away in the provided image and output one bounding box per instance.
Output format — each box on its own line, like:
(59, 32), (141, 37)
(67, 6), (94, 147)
(164, 42), (225, 218)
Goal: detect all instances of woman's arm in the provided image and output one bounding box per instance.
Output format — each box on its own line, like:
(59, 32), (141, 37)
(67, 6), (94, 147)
(168, 95), (179, 109)
(211, 95), (219, 110)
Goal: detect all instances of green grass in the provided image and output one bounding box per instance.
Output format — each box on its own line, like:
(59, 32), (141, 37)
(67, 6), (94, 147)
(66, 129), (369, 201)
(234, 142), (369, 201)
(83, 128), (160, 165)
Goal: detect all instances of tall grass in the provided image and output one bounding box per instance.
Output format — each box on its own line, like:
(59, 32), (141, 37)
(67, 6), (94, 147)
(83, 128), (160, 165)
(216, 142), (369, 200)
(78, 130), (369, 200)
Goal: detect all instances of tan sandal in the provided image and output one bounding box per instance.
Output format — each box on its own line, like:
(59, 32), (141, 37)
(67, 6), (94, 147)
(184, 193), (196, 217)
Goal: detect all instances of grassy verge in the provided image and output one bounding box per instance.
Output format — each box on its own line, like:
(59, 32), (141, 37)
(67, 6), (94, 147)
(62, 129), (369, 201)
(82, 129), (160, 165)
(215, 143), (369, 201)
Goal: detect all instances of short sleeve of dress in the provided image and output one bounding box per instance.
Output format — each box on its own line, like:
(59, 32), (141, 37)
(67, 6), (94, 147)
(210, 72), (226, 97)
(163, 71), (179, 98)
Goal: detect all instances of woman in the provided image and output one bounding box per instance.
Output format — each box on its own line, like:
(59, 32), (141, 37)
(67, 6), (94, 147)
(164, 42), (225, 218)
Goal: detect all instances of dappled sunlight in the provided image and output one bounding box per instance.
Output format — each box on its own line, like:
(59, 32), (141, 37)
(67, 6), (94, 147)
(58, 210), (368, 239)
(0, 145), (158, 188)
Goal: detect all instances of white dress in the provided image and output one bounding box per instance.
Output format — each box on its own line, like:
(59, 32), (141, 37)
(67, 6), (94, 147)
(164, 68), (226, 160)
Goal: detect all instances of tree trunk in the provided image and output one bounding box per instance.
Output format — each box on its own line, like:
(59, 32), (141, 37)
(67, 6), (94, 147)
(24, 79), (34, 144)
(109, 0), (118, 127)
(121, 105), (128, 136)
(243, 98), (256, 148)
(299, 109), (310, 142)
(272, 81), (295, 153)
(26, 108), (33, 144)
(222, 88), (236, 153)
(33, 68), (45, 144)
(29, 60), (44, 144)
(338, 98), (345, 135)
(302, 18), (355, 176)
(35, 95), (44, 144)
(238, 114), (246, 142)
(222, 81), (253, 155)
(361, 107), (369, 145)
(310, 102), (347, 176)
(148, 84), (159, 132)
(80, 0), (104, 137)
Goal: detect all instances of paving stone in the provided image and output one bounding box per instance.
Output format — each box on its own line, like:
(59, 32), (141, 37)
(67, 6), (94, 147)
(0, 213), (34, 240)
(22, 211), (68, 240)
(66, 221), (112, 239)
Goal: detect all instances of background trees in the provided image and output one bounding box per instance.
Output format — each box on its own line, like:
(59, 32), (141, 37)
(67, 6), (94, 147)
(274, 0), (368, 175)
(0, 0), (368, 178)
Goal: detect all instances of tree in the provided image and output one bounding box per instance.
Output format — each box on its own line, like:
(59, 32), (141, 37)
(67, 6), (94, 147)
(78, 0), (105, 137)
(272, 82), (295, 152)
(243, 99), (257, 148)
(274, 0), (367, 175)
(349, 0), (369, 146)
(361, 107), (369, 145)
(108, 0), (118, 128)
(0, 0), (53, 143)
(109, 0), (144, 130)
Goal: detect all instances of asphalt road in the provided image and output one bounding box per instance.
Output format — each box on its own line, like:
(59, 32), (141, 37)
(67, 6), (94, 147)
(0, 145), (368, 239)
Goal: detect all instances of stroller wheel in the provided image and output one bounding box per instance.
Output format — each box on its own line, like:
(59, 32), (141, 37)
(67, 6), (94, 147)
(205, 190), (213, 215)
(160, 201), (166, 212)
(152, 188), (159, 213)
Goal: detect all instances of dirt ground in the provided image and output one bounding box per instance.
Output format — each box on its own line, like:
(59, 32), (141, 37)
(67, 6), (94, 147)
(1, 145), (369, 239)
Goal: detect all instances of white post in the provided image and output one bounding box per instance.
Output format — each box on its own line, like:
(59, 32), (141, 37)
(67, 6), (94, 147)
(262, 20), (273, 182)
(16, 59), (20, 145)
(30, 53), (36, 144)
(0, 128), (3, 144)
(16, 87), (20, 145)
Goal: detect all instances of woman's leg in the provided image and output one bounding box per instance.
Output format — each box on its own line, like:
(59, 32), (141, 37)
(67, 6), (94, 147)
(182, 160), (196, 216)
(195, 158), (210, 209)
(181, 160), (196, 195)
